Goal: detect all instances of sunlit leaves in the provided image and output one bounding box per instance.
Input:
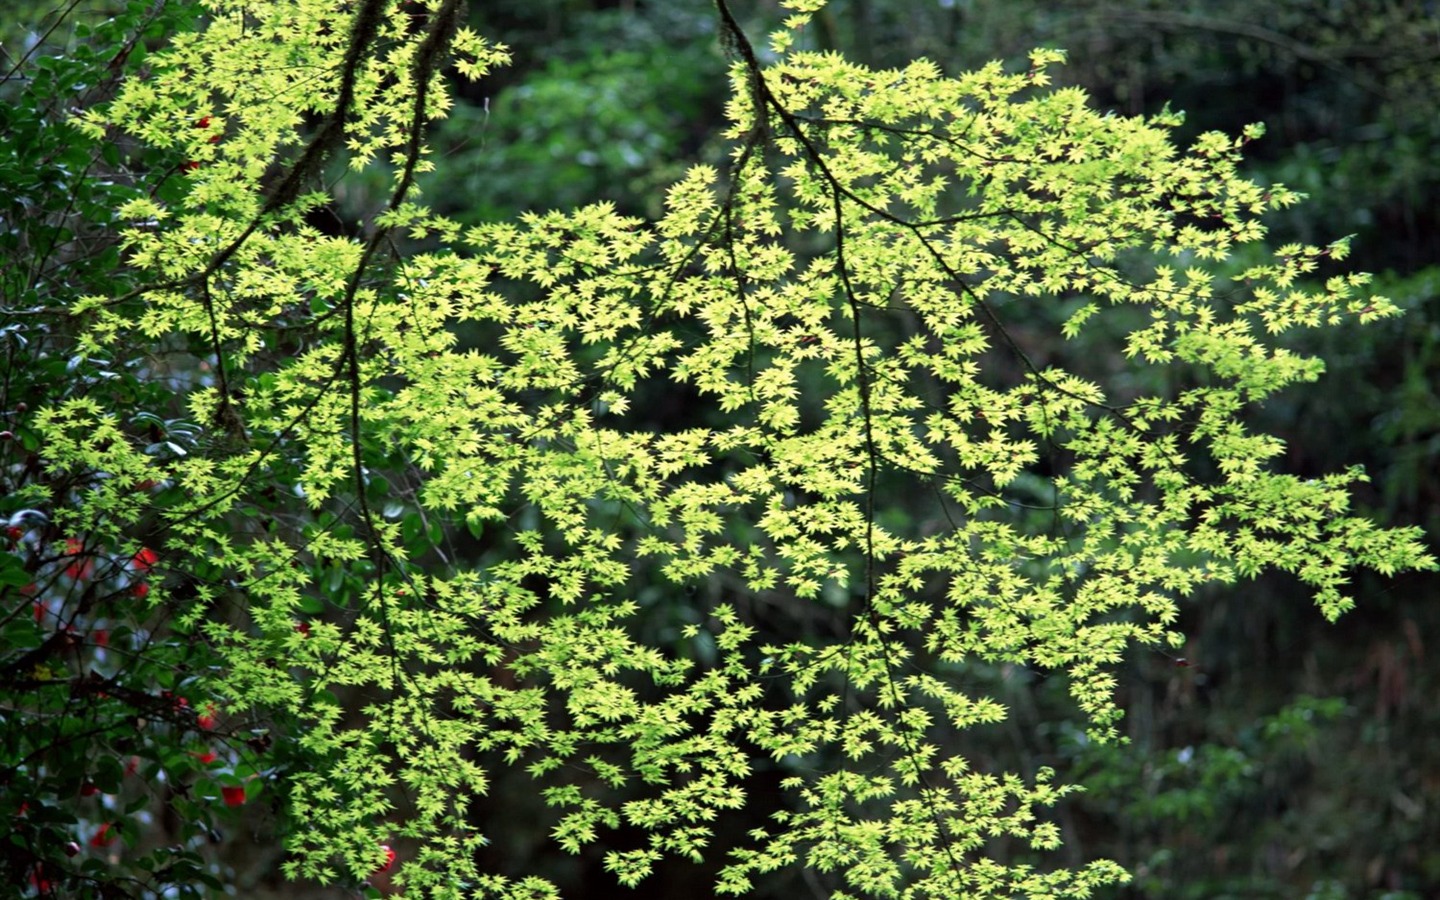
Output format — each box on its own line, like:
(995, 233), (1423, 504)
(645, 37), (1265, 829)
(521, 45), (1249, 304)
(39, 0), (1437, 897)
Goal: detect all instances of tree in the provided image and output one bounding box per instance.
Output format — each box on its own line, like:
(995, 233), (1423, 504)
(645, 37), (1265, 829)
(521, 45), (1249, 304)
(2, 0), (1432, 897)
(792, 4), (1440, 893)
(2, 2), (242, 896)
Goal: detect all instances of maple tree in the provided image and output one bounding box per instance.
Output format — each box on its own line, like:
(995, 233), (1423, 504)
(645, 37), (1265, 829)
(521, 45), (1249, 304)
(2, 0), (1432, 897)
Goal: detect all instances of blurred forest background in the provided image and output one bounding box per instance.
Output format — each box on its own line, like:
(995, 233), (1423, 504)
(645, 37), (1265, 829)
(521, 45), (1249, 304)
(5, 1), (1438, 897)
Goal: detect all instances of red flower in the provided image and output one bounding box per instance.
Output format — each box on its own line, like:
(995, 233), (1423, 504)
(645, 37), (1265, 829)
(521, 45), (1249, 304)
(64, 538), (93, 580)
(375, 844), (396, 874)
(198, 703), (218, 730)
(132, 547), (158, 572)
(90, 823), (116, 847)
(183, 161), (201, 172)
(192, 749), (217, 765)
(295, 621), (311, 637)
(80, 782), (100, 797)
(221, 785), (246, 807)
(195, 116), (212, 129)
(93, 629), (109, 648)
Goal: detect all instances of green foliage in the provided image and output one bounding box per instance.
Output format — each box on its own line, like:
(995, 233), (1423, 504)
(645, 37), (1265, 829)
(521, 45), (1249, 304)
(4, 0), (1433, 898)
(1, 1), (263, 896)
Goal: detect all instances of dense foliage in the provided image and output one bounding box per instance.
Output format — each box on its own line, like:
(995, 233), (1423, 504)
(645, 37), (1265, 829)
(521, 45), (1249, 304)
(1, 2), (245, 896)
(2, 1), (1433, 898)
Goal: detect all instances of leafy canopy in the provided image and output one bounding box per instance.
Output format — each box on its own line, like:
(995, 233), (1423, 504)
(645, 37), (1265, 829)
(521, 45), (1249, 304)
(19, 0), (1433, 896)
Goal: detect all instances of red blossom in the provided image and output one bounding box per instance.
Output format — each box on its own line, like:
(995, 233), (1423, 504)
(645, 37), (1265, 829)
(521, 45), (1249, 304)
(375, 844), (396, 874)
(132, 582), (149, 599)
(132, 547), (158, 572)
(90, 823), (116, 847)
(64, 538), (93, 580)
(221, 785), (246, 807)
(198, 703), (218, 730)
(192, 749), (217, 765)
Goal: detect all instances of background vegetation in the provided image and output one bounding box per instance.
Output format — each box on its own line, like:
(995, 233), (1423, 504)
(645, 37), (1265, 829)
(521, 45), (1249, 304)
(3, 1), (1436, 897)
